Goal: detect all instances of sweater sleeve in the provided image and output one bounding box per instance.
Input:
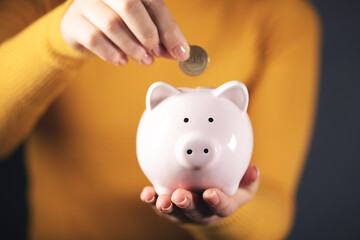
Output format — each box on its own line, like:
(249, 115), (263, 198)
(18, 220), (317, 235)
(0, 0), (88, 158)
(183, 1), (321, 239)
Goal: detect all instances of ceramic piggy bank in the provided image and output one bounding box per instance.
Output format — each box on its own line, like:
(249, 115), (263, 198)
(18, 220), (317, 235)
(136, 81), (253, 196)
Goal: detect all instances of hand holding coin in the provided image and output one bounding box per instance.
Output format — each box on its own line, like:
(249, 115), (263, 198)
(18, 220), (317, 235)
(61, 0), (190, 66)
(178, 45), (209, 76)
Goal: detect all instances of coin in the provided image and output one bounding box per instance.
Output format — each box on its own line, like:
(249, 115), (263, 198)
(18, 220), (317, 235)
(178, 45), (209, 76)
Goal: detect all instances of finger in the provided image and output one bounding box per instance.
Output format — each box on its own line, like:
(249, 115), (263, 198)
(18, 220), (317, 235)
(239, 164), (260, 187)
(204, 175), (261, 218)
(153, 195), (192, 223)
(156, 194), (174, 214)
(75, 15), (128, 65)
(140, 186), (157, 205)
(171, 189), (212, 222)
(140, 187), (190, 223)
(83, 1), (153, 65)
(239, 169), (261, 194)
(151, 44), (175, 59)
(203, 189), (236, 218)
(142, 0), (190, 61)
(103, 0), (159, 52)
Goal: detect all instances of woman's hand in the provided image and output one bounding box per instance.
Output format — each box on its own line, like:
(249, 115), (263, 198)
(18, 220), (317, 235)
(140, 164), (260, 226)
(61, 0), (190, 66)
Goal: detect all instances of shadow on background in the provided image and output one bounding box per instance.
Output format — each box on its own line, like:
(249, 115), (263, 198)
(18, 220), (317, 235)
(0, 0), (359, 239)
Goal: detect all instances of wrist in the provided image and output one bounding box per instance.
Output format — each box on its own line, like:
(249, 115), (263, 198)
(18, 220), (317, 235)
(47, 0), (89, 66)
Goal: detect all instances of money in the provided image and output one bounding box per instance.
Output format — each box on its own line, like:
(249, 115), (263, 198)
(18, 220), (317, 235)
(178, 45), (209, 76)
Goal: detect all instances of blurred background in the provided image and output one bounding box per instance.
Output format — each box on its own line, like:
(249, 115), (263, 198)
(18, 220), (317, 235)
(1, 0), (359, 239)
(288, 0), (360, 239)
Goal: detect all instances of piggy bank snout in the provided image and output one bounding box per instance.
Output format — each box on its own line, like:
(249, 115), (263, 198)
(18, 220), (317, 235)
(176, 134), (220, 170)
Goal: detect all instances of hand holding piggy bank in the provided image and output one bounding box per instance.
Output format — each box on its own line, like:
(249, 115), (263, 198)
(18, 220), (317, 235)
(137, 81), (253, 196)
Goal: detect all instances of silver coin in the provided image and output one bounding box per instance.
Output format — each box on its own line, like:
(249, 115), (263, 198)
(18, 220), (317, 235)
(178, 45), (209, 76)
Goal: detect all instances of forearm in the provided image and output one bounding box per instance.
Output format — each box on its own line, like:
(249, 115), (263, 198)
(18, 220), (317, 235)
(0, 1), (87, 158)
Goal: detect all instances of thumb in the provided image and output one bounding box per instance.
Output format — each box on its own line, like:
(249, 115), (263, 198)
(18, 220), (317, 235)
(203, 168), (260, 218)
(203, 189), (238, 218)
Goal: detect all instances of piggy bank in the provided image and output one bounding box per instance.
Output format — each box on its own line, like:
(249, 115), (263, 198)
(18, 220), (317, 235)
(136, 81), (253, 196)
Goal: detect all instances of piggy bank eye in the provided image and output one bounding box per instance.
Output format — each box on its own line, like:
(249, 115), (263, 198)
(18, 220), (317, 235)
(184, 118), (189, 123)
(208, 117), (214, 122)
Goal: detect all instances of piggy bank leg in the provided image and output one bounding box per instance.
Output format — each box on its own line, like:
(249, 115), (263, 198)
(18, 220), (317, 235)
(223, 185), (239, 196)
(154, 185), (172, 195)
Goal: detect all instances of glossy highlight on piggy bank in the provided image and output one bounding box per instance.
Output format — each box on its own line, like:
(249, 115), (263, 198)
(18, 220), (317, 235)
(136, 81), (253, 196)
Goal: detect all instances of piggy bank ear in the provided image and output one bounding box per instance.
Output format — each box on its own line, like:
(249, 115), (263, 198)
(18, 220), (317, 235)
(146, 82), (181, 110)
(213, 81), (249, 113)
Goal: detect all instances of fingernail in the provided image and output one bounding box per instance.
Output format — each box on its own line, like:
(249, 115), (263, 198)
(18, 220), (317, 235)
(144, 196), (155, 203)
(151, 45), (162, 57)
(161, 203), (173, 213)
(141, 53), (153, 65)
(204, 191), (219, 207)
(175, 197), (189, 208)
(172, 43), (190, 61)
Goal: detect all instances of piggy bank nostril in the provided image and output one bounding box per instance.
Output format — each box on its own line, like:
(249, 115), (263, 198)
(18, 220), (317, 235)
(204, 148), (209, 154)
(187, 149), (193, 155)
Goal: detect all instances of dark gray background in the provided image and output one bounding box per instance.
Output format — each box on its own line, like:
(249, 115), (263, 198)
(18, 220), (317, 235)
(1, 0), (359, 239)
(288, 0), (360, 239)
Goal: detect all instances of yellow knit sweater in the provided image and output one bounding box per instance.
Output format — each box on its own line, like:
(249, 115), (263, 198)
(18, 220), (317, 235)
(0, 0), (320, 239)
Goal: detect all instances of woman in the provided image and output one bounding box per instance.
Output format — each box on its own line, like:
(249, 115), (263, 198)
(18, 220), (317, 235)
(0, 0), (320, 239)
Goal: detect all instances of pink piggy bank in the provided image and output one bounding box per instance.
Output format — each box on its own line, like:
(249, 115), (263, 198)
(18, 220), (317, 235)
(136, 81), (253, 196)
